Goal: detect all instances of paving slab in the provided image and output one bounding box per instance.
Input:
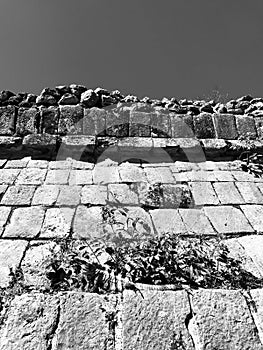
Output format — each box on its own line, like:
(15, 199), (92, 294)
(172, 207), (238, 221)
(0, 239), (28, 287)
(15, 168), (47, 185)
(3, 207), (45, 238)
(213, 182), (244, 205)
(1, 185), (36, 206)
(238, 235), (263, 275)
(45, 169), (70, 185)
(150, 209), (186, 235)
(56, 185), (81, 206)
(81, 185), (108, 205)
(122, 289), (194, 350)
(204, 206), (254, 235)
(0, 169), (21, 184)
(93, 165), (120, 184)
(236, 181), (263, 204)
(241, 205), (263, 233)
(32, 185), (60, 206)
(108, 183), (139, 205)
(189, 182), (219, 206)
(0, 206), (11, 235)
(179, 208), (216, 235)
(73, 205), (105, 239)
(40, 207), (75, 238)
(191, 289), (262, 349)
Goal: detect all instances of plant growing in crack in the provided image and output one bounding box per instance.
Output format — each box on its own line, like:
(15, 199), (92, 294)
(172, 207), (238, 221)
(238, 135), (263, 178)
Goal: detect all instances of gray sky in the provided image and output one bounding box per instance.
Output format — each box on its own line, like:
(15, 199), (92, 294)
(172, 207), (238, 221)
(0, 0), (263, 100)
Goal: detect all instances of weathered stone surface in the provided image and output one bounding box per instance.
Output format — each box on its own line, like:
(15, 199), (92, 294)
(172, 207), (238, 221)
(235, 182), (263, 204)
(27, 159), (48, 168)
(58, 105), (83, 135)
(204, 206), (254, 234)
(191, 289), (262, 349)
(40, 207), (75, 238)
(3, 207), (45, 238)
(144, 166), (174, 183)
(80, 89), (99, 108)
(151, 109), (171, 137)
(129, 110), (152, 137)
(189, 182), (219, 206)
(56, 185), (81, 206)
(93, 165), (120, 184)
(108, 183), (139, 205)
(213, 182), (244, 204)
(238, 235), (263, 274)
(0, 169), (20, 185)
(231, 170), (258, 182)
(73, 205), (105, 239)
(193, 113), (216, 138)
(119, 162), (146, 182)
(0, 293), (60, 349)
(58, 93), (79, 105)
(1, 185), (36, 205)
(52, 293), (110, 349)
(83, 107), (106, 136)
(45, 169), (70, 185)
(15, 168), (47, 185)
(236, 115), (257, 139)
(32, 185), (60, 206)
(213, 113), (238, 139)
(40, 106), (59, 134)
(123, 289), (194, 350)
(0, 240), (28, 287)
(105, 108), (129, 137)
(150, 208), (186, 234)
(255, 116), (263, 139)
(0, 206), (11, 234)
(187, 170), (217, 182)
(179, 208), (216, 235)
(21, 241), (58, 289)
(16, 107), (39, 136)
(81, 185), (107, 205)
(250, 289), (263, 344)
(4, 158), (29, 168)
(69, 169), (93, 185)
(170, 114), (194, 138)
(212, 170), (235, 181)
(0, 106), (16, 135)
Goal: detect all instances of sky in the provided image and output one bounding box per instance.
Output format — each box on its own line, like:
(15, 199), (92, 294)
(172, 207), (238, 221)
(0, 0), (263, 101)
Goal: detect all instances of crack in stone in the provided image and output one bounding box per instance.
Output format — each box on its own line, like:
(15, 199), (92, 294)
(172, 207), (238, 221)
(46, 299), (61, 350)
(185, 291), (204, 350)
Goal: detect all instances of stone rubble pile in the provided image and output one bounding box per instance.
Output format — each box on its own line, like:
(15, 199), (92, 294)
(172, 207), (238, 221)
(0, 85), (263, 117)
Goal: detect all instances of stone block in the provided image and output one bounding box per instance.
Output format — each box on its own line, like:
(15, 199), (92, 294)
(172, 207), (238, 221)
(170, 114), (194, 138)
(189, 182), (219, 206)
(56, 185), (81, 206)
(179, 208), (216, 235)
(16, 107), (39, 135)
(193, 113), (216, 138)
(108, 183), (139, 205)
(15, 168), (47, 185)
(150, 208), (186, 235)
(4, 158), (29, 168)
(58, 105), (83, 135)
(204, 206), (254, 234)
(83, 107), (106, 136)
(119, 162), (146, 182)
(73, 205), (105, 239)
(0, 293), (60, 349)
(191, 289), (262, 349)
(3, 207), (45, 238)
(52, 293), (110, 349)
(213, 113), (238, 139)
(105, 108), (129, 137)
(93, 165), (120, 184)
(45, 169), (70, 185)
(0, 106), (16, 135)
(241, 205), (263, 233)
(144, 166), (174, 183)
(40, 207), (75, 238)
(254, 116), (263, 139)
(1, 185), (36, 205)
(0, 169), (20, 184)
(27, 159), (49, 168)
(237, 235), (263, 275)
(0, 240), (28, 288)
(213, 182), (244, 204)
(151, 110), (171, 137)
(81, 185), (108, 205)
(0, 206), (11, 235)
(236, 115), (257, 139)
(212, 170), (235, 181)
(39, 106), (59, 134)
(231, 170), (257, 182)
(123, 289), (194, 350)
(235, 182), (263, 204)
(32, 185), (60, 206)
(129, 110), (152, 137)
(69, 169), (93, 185)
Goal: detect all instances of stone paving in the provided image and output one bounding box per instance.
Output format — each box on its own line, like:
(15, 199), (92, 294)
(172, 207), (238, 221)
(0, 156), (263, 348)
